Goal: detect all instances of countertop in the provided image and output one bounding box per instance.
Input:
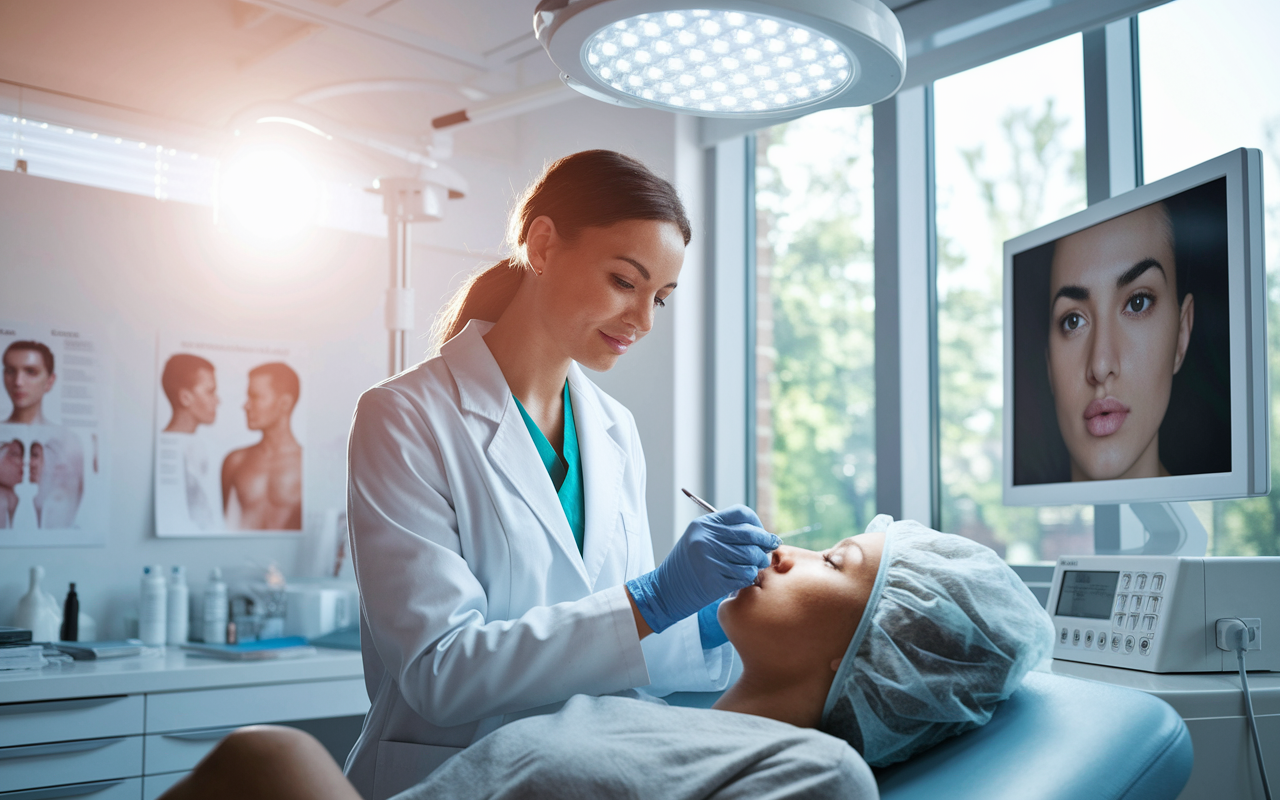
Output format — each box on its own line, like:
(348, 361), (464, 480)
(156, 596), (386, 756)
(0, 646), (364, 703)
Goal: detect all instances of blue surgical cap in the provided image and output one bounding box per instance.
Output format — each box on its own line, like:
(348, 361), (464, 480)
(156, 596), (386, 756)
(820, 516), (1055, 767)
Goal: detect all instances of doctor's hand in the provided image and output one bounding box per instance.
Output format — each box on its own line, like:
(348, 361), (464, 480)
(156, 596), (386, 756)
(626, 505), (779, 635)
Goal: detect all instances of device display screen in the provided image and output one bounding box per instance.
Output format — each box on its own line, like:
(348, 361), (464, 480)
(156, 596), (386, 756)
(1010, 177), (1231, 486)
(1055, 571), (1120, 619)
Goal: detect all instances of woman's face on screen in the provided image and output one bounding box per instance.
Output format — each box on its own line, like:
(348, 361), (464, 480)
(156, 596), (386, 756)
(719, 532), (885, 682)
(1046, 203), (1194, 481)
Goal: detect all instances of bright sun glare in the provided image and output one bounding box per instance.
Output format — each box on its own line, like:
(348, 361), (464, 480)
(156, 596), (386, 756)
(218, 145), (321, 242)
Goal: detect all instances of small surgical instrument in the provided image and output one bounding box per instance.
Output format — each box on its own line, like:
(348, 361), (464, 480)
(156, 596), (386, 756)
(681, 489), (816, 540)
(681, 488), (717, 514)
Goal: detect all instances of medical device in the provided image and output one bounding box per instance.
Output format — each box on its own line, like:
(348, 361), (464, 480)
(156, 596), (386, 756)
(1047, 554), (1276, 673)
(1002, 149), (1267, 524)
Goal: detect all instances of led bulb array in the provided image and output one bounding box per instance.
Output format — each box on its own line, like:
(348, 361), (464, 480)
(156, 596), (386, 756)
(583, 9), (853, 114)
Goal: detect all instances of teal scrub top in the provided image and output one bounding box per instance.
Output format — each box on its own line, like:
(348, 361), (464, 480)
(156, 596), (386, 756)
(513, 382), (585, 555)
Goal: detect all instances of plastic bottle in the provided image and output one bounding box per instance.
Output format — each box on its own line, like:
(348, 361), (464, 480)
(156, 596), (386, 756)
(139, 565), (167, 646)
(166, 566), (189, 645)
(14, 566), (61, 642)
(60, 583), (79, 642)
(202, 568), (228, 645)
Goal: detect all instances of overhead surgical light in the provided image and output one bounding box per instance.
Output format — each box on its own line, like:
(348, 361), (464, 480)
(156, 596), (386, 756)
(534, 0), (906, 119)
(217, 144), (321, 243)
(254, 116), (334, 140)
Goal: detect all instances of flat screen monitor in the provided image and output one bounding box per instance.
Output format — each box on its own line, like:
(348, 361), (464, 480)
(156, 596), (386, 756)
(1004, 148), (1268, 507)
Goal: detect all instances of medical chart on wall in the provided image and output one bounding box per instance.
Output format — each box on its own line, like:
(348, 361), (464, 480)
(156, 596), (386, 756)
(154, 333), (306, 537)
(0, 320), (110, 547)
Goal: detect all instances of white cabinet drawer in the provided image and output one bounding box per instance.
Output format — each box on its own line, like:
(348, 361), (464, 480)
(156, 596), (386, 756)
(141, 772), (185, 800)
(0, 736), (143, 793)
(143, 728), (237, 775)
(0, 776), (142, 800)
(145, 678), (367, 733)
(0, 697), (145, 749)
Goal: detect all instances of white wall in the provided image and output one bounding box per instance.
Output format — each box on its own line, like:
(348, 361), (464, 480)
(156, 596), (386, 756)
(0, 165), (503, 637)
(0, 101), (709, 637)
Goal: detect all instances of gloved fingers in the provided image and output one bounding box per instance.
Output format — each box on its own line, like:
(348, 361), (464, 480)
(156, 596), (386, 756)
(711, 504), (763, 528)
(710, 521), (781, 553)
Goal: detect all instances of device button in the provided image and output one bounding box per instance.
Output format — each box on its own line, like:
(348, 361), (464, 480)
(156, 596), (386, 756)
(1060, 627), (1069, 644)
(1084, 630), (1094, 647)
(1072, 629), (1081, 646)
(1130, 595), (1144, 612)
(1135, 573), (1148, 591)
(1114, 613), (1126, 629)
(1128, 614), (1140, 631)
(1139, 637), (1152, 656)
(1125, 635), (1136, 654)
(1115, 594), (1128, 612)
(1152, 574), (1165, 592)
(1111, 635), (1121, 652)
(1142, 615), (1157, 631)
(1121, 573), (1132, 590)
(1146, 596), (1160, 614)
(1097, 632), (1108, 650)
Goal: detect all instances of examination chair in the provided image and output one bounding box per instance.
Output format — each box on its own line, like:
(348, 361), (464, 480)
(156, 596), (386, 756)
(872, 671), (1193, 800)
(667, 670), (1193, 800)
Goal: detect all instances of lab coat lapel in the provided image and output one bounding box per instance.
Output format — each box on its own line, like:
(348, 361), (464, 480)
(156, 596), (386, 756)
(486, 406), (588, 582)
(570, 367), (625, 590)
(444, 321), (589, 584)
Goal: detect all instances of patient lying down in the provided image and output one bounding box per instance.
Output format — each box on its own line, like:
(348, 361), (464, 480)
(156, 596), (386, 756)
(160, 516), (1053, 800)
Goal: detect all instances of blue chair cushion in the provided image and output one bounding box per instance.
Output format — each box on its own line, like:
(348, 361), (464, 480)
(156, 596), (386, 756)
(875, 670), (1193, 800)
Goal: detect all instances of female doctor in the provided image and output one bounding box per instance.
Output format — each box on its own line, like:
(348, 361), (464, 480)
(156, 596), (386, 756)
(343, 150), (779, 800)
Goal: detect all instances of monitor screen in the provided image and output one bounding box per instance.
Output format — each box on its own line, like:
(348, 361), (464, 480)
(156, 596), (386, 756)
(1012, 178), (1229, 485)
(1003, 148), (1268, 507)
(1055, 570), (1119, 619)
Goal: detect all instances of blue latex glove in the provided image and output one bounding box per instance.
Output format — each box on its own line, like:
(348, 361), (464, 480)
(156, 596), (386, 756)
(698, 598), (728, 650)
(627, 505), (779, 634)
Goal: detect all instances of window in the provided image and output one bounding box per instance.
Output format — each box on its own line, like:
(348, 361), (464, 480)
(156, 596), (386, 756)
(0, 114), (384, 237)
(1139, 0), (1280, 555)
(753, 108), (875, 549)
(933, 36), (1089, 563)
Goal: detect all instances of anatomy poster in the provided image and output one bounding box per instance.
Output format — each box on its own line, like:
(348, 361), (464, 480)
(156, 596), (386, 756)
(0, 321), (109, 547)
(154, 333), (305, 537)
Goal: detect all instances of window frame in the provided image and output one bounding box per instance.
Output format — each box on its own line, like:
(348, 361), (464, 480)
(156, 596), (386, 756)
(723, 3), (1157, 568)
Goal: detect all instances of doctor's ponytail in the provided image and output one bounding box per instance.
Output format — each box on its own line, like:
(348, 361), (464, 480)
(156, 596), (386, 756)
(431, 150), (691, 353)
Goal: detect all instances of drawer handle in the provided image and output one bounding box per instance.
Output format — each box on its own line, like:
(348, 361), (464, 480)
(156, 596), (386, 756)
(162, 727), (240, 742)
(0, 737), (126, 760)
(0, 697), (128, 717)
(0, 779), (125, 799)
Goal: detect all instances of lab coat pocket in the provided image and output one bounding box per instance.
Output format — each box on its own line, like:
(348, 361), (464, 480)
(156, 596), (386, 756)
(621, 511), (649, 577)
(373, 740), (462, 800)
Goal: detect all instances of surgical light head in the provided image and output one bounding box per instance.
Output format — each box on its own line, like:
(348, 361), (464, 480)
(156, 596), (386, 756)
(821, 516), (1054, 767)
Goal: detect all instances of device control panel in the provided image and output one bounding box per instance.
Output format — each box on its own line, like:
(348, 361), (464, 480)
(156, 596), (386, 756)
(1047, 555), (1278, 673)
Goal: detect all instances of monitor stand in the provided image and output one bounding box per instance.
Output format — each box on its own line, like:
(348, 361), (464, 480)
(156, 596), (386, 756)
(1094, 503), (1208, 556)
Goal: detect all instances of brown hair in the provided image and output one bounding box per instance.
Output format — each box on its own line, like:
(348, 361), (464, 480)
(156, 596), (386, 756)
(4, 340), (54, 375)
(431, 150), (692, 353)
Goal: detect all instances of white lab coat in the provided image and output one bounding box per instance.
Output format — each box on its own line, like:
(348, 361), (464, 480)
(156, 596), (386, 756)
(343, 321), (732, 800)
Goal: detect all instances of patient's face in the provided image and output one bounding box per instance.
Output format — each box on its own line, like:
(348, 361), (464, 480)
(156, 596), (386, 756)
(720, 531), (885, 681)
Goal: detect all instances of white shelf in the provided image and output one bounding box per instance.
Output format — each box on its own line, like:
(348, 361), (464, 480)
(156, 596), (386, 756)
(1045, 659), (1280, 718)
(0, 646), (364, 704)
